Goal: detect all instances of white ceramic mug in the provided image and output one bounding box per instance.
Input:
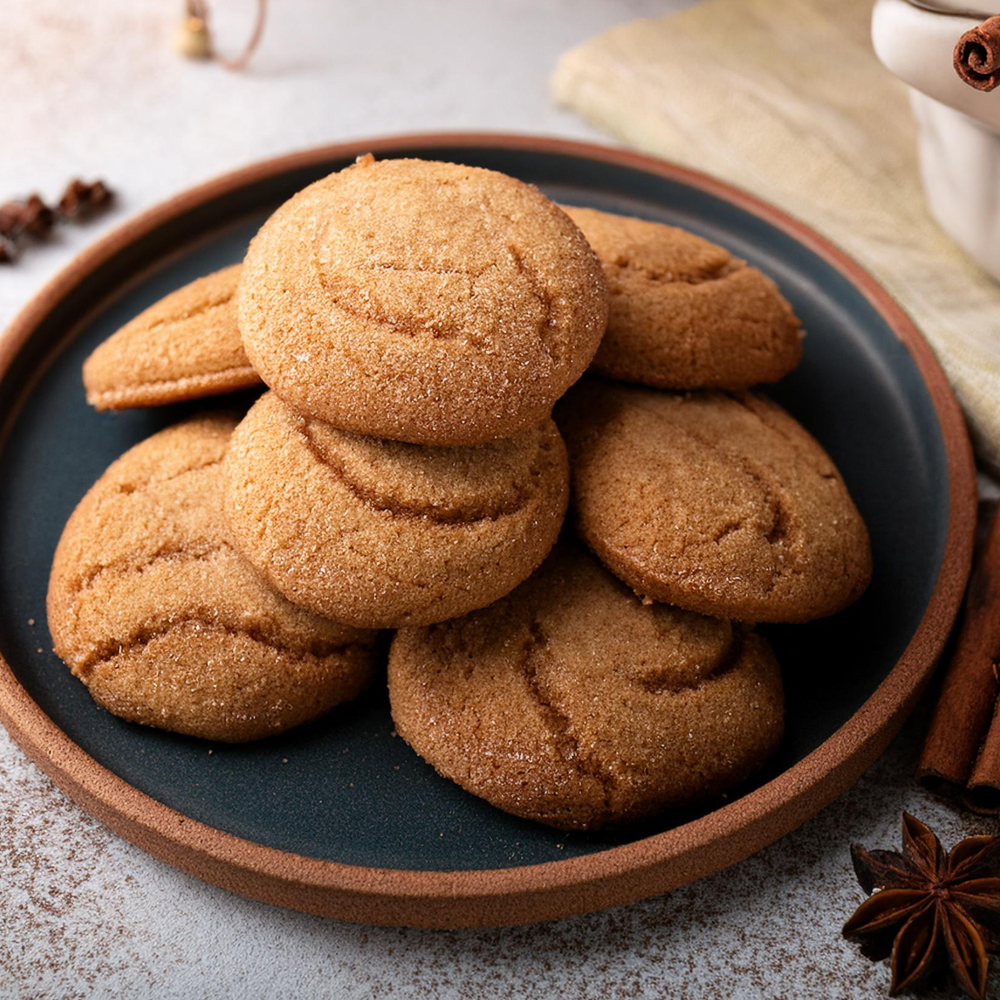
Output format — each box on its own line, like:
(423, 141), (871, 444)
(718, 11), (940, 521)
(872, 0), (1000, 279)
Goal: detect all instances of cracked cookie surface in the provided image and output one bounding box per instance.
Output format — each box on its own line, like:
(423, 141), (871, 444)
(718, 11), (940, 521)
(237, 156), (609, 445)
(47, 413), (380, 742)
(222, 392), (569, 629)
(388, 543), (784, 830)
(562, 206), (802, 390)
(83, 265), (262, 410)
(557, 380), (872, 623)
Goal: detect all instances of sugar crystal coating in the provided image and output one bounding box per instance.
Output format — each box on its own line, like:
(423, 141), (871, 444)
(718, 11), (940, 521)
(83, 265), (261, 410)
(222, 392), (569, 629)
(237, 157), (609, 445)
(47, 414), (380, 742)
(389, 543), (784, 830)
(558, 380), (872, 623)
(563, 206), (802, 390)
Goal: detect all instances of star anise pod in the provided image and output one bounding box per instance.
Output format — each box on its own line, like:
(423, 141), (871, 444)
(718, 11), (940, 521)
(843, 813), (1000, 998)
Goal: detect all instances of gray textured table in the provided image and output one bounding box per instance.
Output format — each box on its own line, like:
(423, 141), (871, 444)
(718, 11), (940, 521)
(1, 2), (994, 997)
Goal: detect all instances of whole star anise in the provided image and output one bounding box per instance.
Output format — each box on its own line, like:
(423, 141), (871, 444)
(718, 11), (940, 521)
(843, 813), (1000, 999)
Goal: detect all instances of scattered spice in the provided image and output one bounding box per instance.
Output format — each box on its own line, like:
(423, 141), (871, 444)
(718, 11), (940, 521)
(17, 195), (56, 237)
(843, 813), (1000, 999)
(58, 179), (113, 220)
(0, 194), (55, 243)
(0, 179), (114, 264)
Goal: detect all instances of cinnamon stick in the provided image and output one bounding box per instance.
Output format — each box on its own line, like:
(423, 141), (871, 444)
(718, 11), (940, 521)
(917, 505), (1000, 812)
(954, 14), (1000, 92)
(968, 698), (1000, 812)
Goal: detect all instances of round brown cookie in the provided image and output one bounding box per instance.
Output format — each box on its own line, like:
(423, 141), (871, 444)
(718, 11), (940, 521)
(237, 155), (609, 445)
(557, 380), (872, 623)
(562, 206), (802, 389)
(47, 413), (380, 742)
(222, 391), (568, 629)
(83, 265), (262, 411)
(389, 543), (784, 831)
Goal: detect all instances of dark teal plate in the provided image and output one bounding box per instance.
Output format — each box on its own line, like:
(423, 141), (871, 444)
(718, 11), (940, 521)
(0, 136), (975, 928)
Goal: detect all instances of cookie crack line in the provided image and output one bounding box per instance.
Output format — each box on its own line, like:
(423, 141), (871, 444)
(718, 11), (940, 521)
(137, 293), (235, 335)
(638, 630), (747, 695)
(505, 244), (559, 363)
(366, 261), (488, 279)
(73, 618), (367, 677)
(724, 392), (835, 478)
(299, 422), (539, 526)
(660, 415), (798, 589)
(520, 620), (616, 819)
(315, 262), (490, 343)
(72, 539), (234, 594)
(612, 252), (741, 287)
(109, 454), (224, 498)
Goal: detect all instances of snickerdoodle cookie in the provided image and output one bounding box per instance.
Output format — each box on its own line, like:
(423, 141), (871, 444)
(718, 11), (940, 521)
(562, 206), (802, 389)
(557, 380), (871, 623)
(47, 414), (380, 742)
(237, 156), (609, 445)
(83, 265), (261, 410)
(222, 391), (568, 629)
(389, 543), (784, 830)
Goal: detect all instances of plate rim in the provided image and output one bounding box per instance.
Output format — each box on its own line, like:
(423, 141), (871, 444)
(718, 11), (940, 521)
(0, 132), (977, 929)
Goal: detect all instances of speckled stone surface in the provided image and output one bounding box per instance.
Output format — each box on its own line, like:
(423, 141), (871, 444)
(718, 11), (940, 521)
(4, 700), (998, 1000)
(2, 1), (998, 996)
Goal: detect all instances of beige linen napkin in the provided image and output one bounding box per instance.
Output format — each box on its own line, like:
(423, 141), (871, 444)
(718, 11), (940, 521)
(552, 0), (1000, 470)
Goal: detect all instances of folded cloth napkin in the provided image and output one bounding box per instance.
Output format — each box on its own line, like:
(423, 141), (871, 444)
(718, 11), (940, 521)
(552, 0), (1000, 471)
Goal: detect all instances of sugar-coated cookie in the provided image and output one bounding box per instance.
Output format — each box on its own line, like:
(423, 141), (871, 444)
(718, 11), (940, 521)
(389, 543), (784, 830)
(47, 414), (380, 742)
(562, 206), (802, 390)
(557, 380), (872, 623)
(237, 156), (609, 445)
(83, 265), (261, 410)
(222, 391), (568, 629)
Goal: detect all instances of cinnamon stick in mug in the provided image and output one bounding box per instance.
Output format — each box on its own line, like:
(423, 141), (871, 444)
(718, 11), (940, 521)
(954, 14), (1000, 92)
(917, 505), (1000, 812)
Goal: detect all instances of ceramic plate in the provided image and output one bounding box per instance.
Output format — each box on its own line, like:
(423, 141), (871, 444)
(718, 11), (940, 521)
(0, 135), (976, 928)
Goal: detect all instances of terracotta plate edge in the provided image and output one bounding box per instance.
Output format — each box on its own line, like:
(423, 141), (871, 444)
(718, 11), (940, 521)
(0, 132), (978, 929)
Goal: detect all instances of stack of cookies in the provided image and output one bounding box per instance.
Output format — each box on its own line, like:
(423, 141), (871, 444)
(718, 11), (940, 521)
(50, 155), (872, 831)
